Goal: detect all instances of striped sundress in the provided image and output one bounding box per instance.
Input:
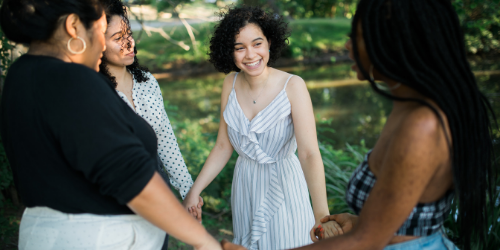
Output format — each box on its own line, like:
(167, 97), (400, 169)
(223, 73), (315, 250)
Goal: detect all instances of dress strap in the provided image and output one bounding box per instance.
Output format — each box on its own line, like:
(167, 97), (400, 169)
(283, 74), (294, 90)
(232, 72), (239, 89)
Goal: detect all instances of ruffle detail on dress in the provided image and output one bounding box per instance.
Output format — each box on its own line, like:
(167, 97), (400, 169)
(240, 163), (285, 249)
(223, 89), (292, 164)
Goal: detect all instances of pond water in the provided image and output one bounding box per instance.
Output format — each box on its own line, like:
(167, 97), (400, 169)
(158, 59), (500, 149)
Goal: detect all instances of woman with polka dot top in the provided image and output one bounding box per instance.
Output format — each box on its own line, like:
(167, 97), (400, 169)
(99, 0), (203, 224)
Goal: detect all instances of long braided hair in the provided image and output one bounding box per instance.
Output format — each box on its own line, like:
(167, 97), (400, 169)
(351, 0), (497, 249)
(99, 0), (149, 87)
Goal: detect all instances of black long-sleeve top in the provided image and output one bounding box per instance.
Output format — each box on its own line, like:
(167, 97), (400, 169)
(0, 55), (158, 215)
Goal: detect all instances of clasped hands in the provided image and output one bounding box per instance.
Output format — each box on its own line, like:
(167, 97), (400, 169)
(218, 213), (359, 250)
(312, 213), (359, 241)
(182, 194), (204, 222)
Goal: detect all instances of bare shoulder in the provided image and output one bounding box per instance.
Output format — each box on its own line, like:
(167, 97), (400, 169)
(398, 105), (444, 137)
(221, 72), (237, 96)
(390, 104), (450, 156)
(220, 72), (237, 111)
(285, 74), (306, 89)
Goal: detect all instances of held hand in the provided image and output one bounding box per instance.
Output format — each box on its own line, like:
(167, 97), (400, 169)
(182, 193), (203, 222)
(320, 213), (359, 235)
(188, 196), (204, 223)
(310, 219), (344, 241)
(221, 239), (247, 250)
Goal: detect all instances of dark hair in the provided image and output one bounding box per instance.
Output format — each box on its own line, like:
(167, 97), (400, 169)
(351, 0), (497, 249)
(208, 6), (290, 74)
(99, 0), (149, 87)
(0, 0), (103, 44)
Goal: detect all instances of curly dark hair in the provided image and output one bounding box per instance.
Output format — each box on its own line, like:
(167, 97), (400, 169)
(209, 6), (290, 74)
(99, 0), (149, 87)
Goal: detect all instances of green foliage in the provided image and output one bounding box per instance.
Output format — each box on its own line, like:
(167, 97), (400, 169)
(0, 202), (18, 247)
(0, 141), (13, 203)
(286, 18), (351, 60)
(241, 0), (358, 19)
(452, 0), (500, 54)
(444, 176), (500, 249)
(0, 3), (13, 79)
(149, 0), (191, 14)
(0, 0), (14, 205)
(321, 141), (369, 214)
(135, 18), (351, 70)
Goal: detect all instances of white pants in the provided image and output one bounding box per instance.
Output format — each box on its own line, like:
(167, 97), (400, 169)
(19, 207), (165, 250)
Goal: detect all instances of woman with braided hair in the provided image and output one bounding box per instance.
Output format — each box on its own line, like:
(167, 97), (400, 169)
(292, 0), (497, 250)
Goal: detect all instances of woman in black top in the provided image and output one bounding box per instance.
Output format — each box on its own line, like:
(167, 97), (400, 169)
(0, 0), (220, 249)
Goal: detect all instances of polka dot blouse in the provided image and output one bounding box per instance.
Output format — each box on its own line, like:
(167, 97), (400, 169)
(116, 72), (194, 199)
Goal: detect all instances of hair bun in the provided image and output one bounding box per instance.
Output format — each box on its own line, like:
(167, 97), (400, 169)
(0, 0), (103, 44)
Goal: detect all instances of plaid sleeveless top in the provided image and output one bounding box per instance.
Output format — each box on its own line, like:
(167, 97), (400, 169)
(345, 151), (454, 236)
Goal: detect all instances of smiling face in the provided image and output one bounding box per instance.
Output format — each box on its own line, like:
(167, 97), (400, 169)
(233, 23), (271, 76)
(103, 15), (135, 67)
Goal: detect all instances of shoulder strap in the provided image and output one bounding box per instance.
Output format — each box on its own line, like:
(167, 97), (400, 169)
(232, 72), (238, 88)
(283, 74), (294, 90)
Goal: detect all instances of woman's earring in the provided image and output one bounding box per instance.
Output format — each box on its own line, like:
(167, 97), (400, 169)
(369, 65), (375, 81)
(67, 36), (86, 54)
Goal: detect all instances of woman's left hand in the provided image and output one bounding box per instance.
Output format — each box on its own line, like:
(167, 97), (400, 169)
(310, 219), (344, 242)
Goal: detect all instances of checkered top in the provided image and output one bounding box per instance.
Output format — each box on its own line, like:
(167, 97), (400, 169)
(345, 151), (454, 236)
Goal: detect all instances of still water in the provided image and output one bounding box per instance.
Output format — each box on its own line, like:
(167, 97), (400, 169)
(158, 59), (500, 149)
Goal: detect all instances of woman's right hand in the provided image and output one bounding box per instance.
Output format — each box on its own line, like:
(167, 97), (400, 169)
(221, 239), (247, 250)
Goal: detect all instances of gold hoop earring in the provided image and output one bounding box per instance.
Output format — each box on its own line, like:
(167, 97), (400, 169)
(67, 36), (86, 54)
(369, 65), (375, 81)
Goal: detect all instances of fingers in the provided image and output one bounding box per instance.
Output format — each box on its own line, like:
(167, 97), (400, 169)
(196, 207), (202, 223)
(198, 196), (204, 208)
(320, 214), (337, 223)
(221, 239), (247, 250)
(333, 220), (344, 235)
(310, 227), (318, 242)
(322, 221), (341, 239)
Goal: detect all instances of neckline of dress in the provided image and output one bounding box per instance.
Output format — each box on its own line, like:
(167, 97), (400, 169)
(231, 87), (288, 123)
(116, 74), (138, 112)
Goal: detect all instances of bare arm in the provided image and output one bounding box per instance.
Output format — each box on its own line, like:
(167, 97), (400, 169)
(183, 74), (235, 207)
(286, 76), (330, 227)
(128, 172), (221, 250)
(294, 108), (449, 250)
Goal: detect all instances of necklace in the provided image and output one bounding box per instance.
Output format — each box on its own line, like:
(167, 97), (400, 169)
(243, 69), (272, 104)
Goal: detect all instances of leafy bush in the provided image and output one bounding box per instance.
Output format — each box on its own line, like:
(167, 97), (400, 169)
(453, 0), (500, 54)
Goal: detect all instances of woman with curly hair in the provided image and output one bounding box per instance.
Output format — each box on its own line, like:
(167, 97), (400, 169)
(183, 6), (341, 250)
(99, 0), (203, 248)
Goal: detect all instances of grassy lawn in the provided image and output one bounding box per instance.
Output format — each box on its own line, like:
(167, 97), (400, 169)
(134, 18), (352, 71)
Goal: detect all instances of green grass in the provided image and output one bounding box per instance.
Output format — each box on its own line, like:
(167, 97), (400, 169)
(134, 18), (352, 71)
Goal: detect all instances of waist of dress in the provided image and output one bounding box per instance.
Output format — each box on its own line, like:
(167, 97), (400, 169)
(237, 154), (298, 164)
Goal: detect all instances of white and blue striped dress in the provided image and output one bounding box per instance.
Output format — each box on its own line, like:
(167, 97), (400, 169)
(223, 73), (315, 250)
